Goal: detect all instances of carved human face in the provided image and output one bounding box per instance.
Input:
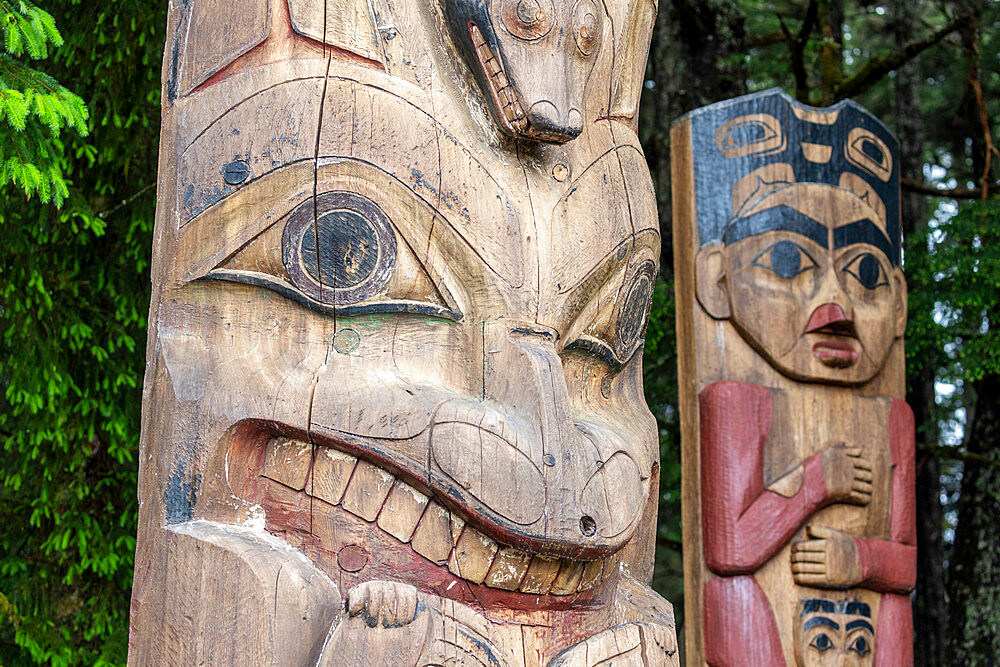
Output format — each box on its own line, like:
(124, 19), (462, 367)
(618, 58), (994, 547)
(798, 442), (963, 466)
(443, 0), (604, 142)
(794, 599), (874, 667)
(698, 183), (906, 385)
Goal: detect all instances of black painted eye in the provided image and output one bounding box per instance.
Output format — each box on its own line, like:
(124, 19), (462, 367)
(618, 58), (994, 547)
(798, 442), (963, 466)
(283, 191), (396, 305)
(848, 636), (870, 656)
(615, 262), (655, 359)
(810, 633), (834, 652)
(843, 252), (887, 290)
(752, 240), (818, 279)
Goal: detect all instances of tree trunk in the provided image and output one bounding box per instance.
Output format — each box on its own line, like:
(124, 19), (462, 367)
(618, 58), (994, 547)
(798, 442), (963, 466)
(947, 374), (1000, 665)
(642, 0), (746, 277)
(891, 2), (950, 665)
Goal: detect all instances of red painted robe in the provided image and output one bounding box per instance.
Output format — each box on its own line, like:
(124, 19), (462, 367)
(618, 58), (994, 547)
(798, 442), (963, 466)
(699, 381), (915, 666)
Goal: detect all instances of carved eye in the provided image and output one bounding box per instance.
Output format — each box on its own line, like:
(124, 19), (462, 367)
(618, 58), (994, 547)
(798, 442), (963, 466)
(614, 261), (655, 360)
(809, 633), (834, 653)
(752, 240), (818, 279)
(846, 127), (892, 182)
(500, 0), (554, 40)
(848, 636), (870, 656)
(573, 0), (601, 56)
(842, 252), (887, 290)
(283, 192), (396, 305)
(715, 113), (785, 158)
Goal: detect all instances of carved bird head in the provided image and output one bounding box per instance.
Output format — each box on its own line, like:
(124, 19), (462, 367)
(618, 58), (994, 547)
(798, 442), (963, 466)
(443, 0), (604, 143)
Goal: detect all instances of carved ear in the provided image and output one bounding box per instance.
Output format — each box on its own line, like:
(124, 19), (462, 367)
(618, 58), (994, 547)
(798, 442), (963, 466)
(892, 267), (908, 338)
(696, 244), (731, 320)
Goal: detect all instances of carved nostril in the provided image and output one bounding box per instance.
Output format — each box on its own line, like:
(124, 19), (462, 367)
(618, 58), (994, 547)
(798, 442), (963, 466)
(566, 108), (583, 134)
(527, 100), (583, 141)
(580, 515), (597, 537)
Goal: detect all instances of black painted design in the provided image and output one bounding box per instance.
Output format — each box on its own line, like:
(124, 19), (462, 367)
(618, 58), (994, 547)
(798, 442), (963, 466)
(164, 459), (202, 524)
(843, 252), (887, 290)
(723, 205), (828, 247)
(301, 210), (380, 288)
(222, 159), (250, 185)
(282, 191), (397, 305)
(752, 240), (818, 279)
(615, 261), (656, 360)
(684, 88), (902, 265)
(201, 270), (463, 321)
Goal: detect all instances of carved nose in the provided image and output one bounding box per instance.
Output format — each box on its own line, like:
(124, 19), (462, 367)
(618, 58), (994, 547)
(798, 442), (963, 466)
(526, 101), (583, 142)
(804, 303), (857, 337)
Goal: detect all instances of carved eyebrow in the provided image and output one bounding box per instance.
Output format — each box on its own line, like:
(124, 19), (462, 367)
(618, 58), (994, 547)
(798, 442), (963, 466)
(833, 218), (894, 259)
(804, 617), (840, 631)
(722, 205), (828, 247)
(846, 620), (875, 633)
(801, 599), (837, 615)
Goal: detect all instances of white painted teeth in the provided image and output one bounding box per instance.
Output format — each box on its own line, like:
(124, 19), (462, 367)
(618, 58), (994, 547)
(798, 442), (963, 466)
(261, 437), (605, 594)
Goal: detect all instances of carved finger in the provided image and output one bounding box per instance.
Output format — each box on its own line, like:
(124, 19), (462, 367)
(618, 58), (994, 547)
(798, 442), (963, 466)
(791, 562), (826, 574)
(852, 457), (873, 472)
(790, 550), (826, 564)
(394, 584), (419, 626)
(347, 584), (371, 617)
(852, 481), (873, 493)
(845, 446), (864, 457)
(806, 525), (834, 540)
(855, 469), (874, 482)
(792, 539), (827, 552)
(849, 490), (873, 505)
(793, 573), (830, 587)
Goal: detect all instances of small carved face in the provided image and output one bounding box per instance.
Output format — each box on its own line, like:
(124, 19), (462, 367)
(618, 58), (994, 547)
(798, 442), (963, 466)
(698, 183), (907, 385)
(444, 0), (604, 142)
(794, 599), (874, 667)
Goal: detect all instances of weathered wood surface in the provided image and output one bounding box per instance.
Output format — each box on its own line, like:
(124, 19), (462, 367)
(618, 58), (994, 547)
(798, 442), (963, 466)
(129, 0), (676, 664)
(672, 89), (915, 666)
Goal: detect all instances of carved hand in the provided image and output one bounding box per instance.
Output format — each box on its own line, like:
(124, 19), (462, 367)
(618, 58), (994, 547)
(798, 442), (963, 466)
(821, 445), (872, 505)
(790, 525), (863, 588)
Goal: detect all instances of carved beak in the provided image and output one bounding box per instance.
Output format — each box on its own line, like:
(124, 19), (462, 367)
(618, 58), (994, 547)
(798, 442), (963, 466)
(469, 24), (583, 143)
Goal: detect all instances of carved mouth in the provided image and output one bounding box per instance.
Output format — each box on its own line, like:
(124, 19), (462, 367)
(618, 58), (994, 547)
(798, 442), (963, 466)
(469, 23), (530, 137)
(258, 436), (607, 596)
(812, 340), (858, 368)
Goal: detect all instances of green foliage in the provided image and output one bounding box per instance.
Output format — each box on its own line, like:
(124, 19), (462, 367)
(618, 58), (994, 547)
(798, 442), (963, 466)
(642, 279), (684, 618)
(1, 0), (88, 204)
(907, 200), (1000, 384)
(0, 0), (163, 664)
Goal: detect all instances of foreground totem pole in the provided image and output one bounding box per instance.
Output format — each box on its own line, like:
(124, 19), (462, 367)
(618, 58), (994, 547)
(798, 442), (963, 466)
(672, 89), (915, 666)
(130, 0), (678, 664)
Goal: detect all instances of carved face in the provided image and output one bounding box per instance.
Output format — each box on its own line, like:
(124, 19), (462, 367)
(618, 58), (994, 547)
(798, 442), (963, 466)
(443, 0), (604, 142)
(145, 0), (660, 607)
(698, 183), (907, 385)
(794, 599), (874, 667)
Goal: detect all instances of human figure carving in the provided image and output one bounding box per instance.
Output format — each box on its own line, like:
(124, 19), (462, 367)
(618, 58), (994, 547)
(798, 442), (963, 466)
(673, 90), (915, 666)
(129, 0), (675, 665)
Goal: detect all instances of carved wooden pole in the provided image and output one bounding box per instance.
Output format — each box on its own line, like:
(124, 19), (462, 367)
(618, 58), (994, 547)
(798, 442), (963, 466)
(129, 1), (678, 664)
(672, 89), (915, 666)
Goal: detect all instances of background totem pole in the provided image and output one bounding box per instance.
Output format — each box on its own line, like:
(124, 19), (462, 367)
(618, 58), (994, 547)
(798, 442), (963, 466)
(672, 89), (915, 666)
(129, 0), (678, 664)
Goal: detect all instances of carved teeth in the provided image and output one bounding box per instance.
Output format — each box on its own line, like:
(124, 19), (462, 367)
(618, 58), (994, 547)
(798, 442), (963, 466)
(469, 23), (530, 135)
(261, 437), (606, 595)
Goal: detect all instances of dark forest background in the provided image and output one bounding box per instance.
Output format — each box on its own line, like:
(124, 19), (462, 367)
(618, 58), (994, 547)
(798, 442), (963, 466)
(1, 1), (998, 664)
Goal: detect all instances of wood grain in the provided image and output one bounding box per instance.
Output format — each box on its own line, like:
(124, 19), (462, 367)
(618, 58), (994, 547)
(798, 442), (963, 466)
(672, 89), (914, 666)
(131, 0), (676, 664)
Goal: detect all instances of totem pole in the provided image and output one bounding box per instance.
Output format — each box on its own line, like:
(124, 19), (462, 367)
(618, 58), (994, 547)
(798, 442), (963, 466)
(672, 89), (915, 666)
(129, 0), (678, 664)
